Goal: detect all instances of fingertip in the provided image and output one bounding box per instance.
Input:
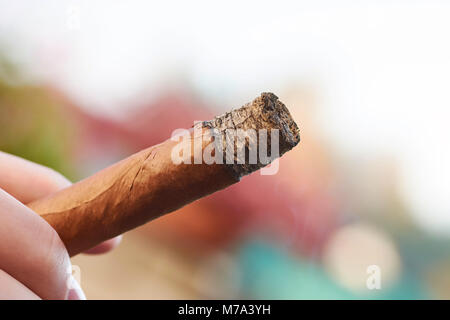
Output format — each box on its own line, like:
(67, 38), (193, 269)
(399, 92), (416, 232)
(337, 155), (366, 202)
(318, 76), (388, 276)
(67, 276), (86, 300)
(83, 236), (123, 255)
(0, 189), (74, 300)
(36, 166), (72, 197)
(0, 152), (72, 203)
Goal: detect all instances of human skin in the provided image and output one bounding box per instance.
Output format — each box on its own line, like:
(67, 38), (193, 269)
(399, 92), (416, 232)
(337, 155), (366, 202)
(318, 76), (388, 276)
(0, 151), (122, 300)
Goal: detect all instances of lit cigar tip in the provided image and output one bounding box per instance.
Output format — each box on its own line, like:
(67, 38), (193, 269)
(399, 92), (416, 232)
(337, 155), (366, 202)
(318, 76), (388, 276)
(204, 92), (301, 178)
(256, 92), (301, 151)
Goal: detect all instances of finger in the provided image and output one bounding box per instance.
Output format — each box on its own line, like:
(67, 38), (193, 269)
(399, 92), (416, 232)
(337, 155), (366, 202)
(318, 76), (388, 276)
(0, 151), (72, 203)
(0, 189), (74, 299)
(83, 236), (123, 255)
(0, 152), (122, 256)
(67, 277), (86, 300)
(0, 269), (40, 300)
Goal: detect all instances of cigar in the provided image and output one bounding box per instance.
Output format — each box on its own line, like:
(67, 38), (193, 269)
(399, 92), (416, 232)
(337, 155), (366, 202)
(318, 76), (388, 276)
(28, 92), (300, 256)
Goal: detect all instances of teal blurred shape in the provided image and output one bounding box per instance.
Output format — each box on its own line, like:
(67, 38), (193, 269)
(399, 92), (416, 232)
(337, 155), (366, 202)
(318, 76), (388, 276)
(236, 239), (428, 300)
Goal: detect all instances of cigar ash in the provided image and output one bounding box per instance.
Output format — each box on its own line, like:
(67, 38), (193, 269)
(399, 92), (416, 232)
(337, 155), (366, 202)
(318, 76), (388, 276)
(172, 92), (301, 178)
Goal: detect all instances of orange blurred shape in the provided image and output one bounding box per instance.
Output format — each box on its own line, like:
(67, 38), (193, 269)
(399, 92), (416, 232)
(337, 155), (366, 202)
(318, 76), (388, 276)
(138, 198), (248, 251)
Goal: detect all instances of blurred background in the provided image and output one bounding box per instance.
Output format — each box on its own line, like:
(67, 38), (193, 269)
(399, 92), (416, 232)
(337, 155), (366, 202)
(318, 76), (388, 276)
(1, 0), (450, 299)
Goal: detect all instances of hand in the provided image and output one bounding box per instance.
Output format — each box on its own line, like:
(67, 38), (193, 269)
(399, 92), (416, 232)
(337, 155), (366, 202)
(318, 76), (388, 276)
(0, 151), (122, 299)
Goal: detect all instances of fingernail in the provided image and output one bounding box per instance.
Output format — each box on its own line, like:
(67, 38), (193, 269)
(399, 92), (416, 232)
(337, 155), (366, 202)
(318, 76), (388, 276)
(67, 276), (86, 300)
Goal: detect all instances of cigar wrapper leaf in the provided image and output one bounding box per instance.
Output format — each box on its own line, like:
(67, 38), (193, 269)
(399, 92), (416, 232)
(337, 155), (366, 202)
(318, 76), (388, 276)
(28, 93), (300, 256)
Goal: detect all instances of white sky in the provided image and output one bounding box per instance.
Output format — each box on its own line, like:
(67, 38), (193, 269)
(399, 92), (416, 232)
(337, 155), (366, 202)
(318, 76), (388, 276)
(1, 0), (450, 234)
